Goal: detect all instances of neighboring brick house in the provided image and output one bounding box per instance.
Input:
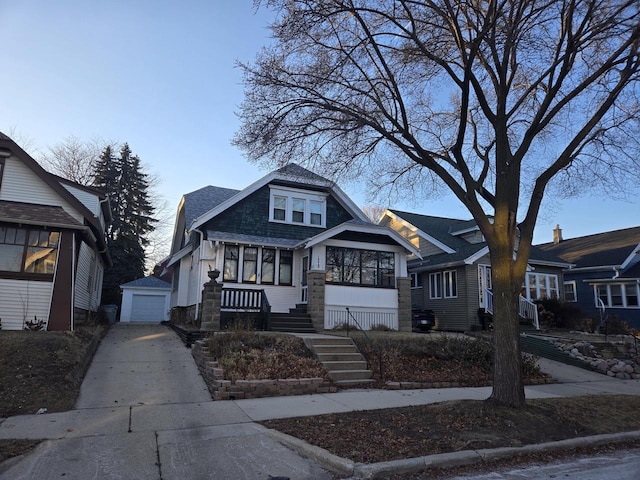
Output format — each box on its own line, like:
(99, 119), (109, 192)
(0, 132), (111, 331)
(167, 164), (418, 331)
(380, 210), (570, 332)
(538, 225), (640, 329)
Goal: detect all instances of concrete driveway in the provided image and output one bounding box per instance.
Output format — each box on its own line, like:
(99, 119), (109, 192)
(0, 324), (333, 480)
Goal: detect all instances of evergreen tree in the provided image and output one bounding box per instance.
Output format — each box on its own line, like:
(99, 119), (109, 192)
(93, 144), (156, 306)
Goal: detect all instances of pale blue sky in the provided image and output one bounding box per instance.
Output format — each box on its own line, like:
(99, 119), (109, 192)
(1, 0), (637, 247)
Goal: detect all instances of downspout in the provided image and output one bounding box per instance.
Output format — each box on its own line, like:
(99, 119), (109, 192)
(613, 266), (621, 279)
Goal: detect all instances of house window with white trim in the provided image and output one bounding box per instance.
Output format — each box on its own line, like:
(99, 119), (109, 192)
(242, 247), (258, 283)
(261, 248), (275, 284)
(626, 284), (639, 307)
(224, 245), (293, 286)
(525, 273), (559, 300)
(292, 198), (305, 223)
(411, 272), (423, 289)
(269, 186), (326, 227)
(278, 250), (293, 285)
(593, 283), (640, 308)
(429, 272), (442, 299)
(444, 270), (458, 298)
(223, 245), (239, 282)
(564, 281), (577, 302)
(273, 196), (287, 221)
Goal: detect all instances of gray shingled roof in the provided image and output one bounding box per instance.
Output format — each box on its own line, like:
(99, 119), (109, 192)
(120, 276), (171, 289)
(389, 209), (473, 250)
(275, 163), (332, 184)
(0, 200), (84, 229)
(391, 210), (568, 268)
(537, 227), (640, 269)
(183, 185), (240, 227)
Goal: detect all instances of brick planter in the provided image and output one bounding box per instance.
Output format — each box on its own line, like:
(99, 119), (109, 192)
(191, 340), (337, 400)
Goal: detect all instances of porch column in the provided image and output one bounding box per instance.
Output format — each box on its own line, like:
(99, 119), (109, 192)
(397, 276), (411, 332)
(201, 270), (222, 331)
(307, 270), (325, 332)
(49, 231), (74, 331)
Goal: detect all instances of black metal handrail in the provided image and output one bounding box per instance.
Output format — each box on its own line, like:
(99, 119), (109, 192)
(260, 292), (272, 331)
(345, 307), (383, 380)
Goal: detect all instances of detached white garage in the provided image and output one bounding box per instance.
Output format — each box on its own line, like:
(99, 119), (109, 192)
(120, 276), (171, 323)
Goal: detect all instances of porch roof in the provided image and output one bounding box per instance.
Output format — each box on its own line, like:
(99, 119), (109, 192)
(0, 200), (86, 230)
(205, 230), (301, 248)
(409, 243), (569, 272)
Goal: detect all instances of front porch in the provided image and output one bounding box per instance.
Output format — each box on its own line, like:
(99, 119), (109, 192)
(482, 289), (540, 330)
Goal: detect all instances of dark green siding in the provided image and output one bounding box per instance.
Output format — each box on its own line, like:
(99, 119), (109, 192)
(203, 185), (354, 240)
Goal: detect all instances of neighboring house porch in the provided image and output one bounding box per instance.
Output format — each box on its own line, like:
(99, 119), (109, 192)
(538, 225), (640, 330)
(380, 210), (570, 332)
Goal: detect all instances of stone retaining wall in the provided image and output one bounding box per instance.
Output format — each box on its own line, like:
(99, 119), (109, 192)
(384, 377), (553, 390)
(191, 340), (337, 400)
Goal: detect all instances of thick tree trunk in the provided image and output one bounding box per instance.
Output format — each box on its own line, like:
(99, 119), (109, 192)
(489, 253), (525, 408)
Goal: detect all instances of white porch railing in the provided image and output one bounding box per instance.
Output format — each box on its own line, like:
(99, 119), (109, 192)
(484, 290), (539, 330)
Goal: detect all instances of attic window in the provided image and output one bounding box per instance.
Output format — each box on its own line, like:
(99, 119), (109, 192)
(269, 186), (326, 227)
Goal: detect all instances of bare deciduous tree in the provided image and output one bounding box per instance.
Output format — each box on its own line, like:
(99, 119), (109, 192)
(234, 0), (640, 407)
(40, 136), (109, 185)
(361, 204), (387, 223)
(43, 136), (172, 273)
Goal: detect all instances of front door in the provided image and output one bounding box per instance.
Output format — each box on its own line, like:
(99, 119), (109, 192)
(301, 255), (309, 303)
(478, 264), (492, 309)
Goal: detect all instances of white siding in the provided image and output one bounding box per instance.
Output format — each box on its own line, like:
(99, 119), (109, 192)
(62, 184), (100, 216)
(0, 279), (53, 330)
(93, 260), (104, 307)
(74, 242), (97, 311)
(324, 285), (399, 330)
(187, 246), (202, 307)
(0, 157), (83, 223)
(63, 183), (108, 230)
(172, 257), (191, 307)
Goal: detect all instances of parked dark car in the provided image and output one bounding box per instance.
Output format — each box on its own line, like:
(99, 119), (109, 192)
(412, 309), (435, 332)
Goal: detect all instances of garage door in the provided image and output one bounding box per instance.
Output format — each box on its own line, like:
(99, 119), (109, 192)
(130, 294), (166, 322)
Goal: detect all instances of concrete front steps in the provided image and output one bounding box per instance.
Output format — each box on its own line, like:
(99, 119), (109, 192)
(305, 336), (375, 386)
(269, 313), (315, 333)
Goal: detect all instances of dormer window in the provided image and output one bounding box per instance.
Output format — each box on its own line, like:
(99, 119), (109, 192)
(269, 186), (326, 227)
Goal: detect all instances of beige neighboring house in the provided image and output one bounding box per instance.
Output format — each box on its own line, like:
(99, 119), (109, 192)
(0, 132), (111, 331)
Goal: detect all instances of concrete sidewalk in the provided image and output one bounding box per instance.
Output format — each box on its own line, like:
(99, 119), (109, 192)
(1, 324), (639, 479)
(0, 324), (333, 480)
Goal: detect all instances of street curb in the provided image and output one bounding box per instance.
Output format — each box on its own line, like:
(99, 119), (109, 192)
(265, 428), (640, 479)
(265, 429), (355, 476)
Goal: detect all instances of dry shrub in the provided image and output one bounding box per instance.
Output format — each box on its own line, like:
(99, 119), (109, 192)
(206, 330), (328, 382)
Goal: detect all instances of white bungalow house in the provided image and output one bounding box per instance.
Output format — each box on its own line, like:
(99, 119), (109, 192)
(167, 164), (419, 331)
